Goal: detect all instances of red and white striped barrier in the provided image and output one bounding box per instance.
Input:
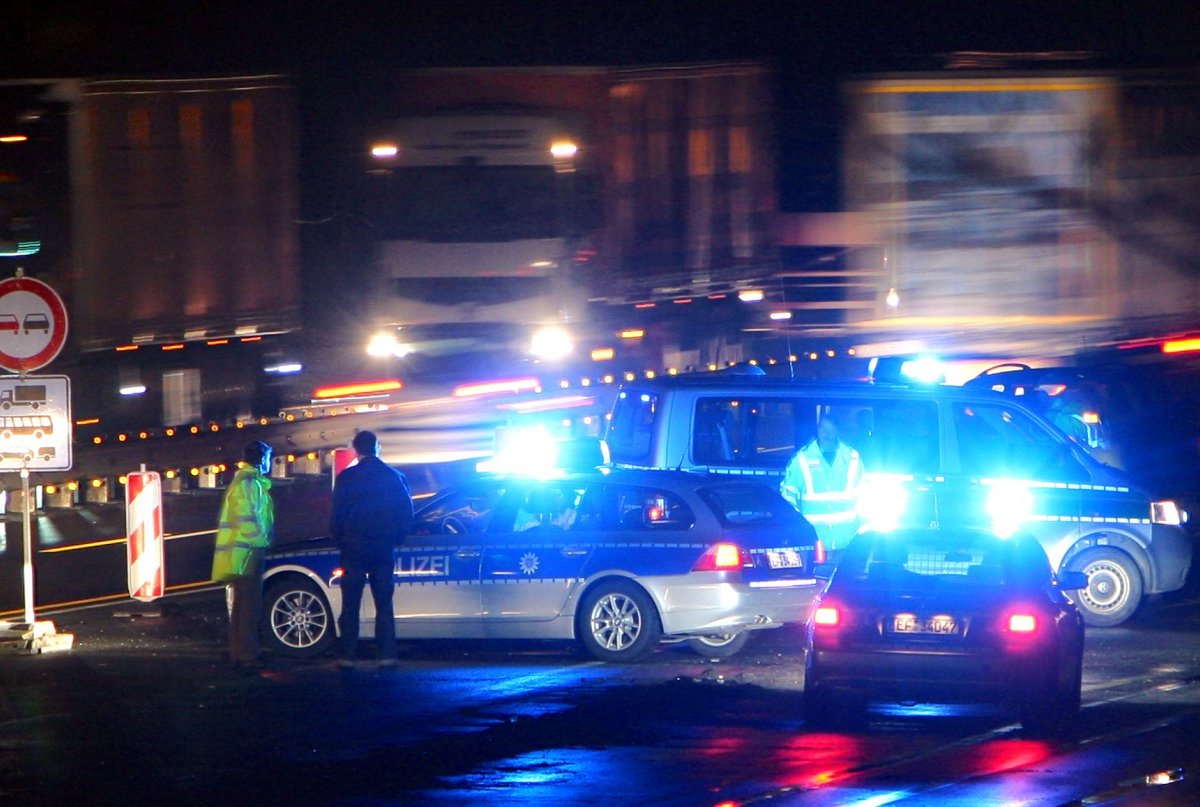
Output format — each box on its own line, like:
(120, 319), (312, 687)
(125, 471), (165, 602)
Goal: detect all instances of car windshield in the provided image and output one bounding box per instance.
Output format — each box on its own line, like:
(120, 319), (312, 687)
(839, 531), (1052, 589)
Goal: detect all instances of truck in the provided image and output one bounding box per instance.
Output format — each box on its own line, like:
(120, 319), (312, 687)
(358, 63), (779, 384)
(0, 383), (46, 409)
(828, 69), (1200, 360)
(0, 75), (302, 427)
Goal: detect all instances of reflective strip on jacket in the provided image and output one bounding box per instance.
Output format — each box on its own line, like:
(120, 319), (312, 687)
(779, 440), (862, 521)
(212, 467), (275, 582)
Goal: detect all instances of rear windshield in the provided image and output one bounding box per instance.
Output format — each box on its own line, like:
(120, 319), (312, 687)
(698, 482), (805, 527)
(839, 533), (1052, 589)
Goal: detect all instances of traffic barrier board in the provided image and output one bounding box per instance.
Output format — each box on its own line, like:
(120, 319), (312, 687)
(126, 471), (165, 602)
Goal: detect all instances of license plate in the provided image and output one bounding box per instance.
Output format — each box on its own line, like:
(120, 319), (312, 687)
(892, 615), (959, 635)
(766, 549), (802, 569)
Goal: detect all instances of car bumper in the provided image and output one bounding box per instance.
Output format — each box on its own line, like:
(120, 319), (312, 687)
(1148, 523), (1193, 594)
(809, 647), (1042, 702)
(644, 575), (820, 636)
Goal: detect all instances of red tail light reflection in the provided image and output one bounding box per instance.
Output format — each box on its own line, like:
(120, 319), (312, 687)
(814, 539), (827, 565)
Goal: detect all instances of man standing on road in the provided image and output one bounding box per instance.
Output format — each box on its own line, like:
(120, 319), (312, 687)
(331, 430), (414, 667)
(780, 417), (862, 563)
(212, 440), (275, 670)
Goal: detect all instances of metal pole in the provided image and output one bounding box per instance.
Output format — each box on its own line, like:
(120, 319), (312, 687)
(21, 466), (35, 625)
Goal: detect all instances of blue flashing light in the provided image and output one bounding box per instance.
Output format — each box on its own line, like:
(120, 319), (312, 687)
(900, 356), (946, 384)
(855, 473), (911, 533)
(984, 479), (1034, 538)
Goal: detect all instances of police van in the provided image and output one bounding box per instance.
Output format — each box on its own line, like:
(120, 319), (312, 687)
(604, 366), (1192, 626)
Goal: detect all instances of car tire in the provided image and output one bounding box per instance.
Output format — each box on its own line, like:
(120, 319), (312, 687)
(263, 577), (336, 658)
(1067, 547), (1143, 627)
(578, 579), (661, 662)
(687, 632), (751, 659)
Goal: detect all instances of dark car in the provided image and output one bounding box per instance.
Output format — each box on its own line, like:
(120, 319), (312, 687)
(803, 527), (1087, 733)
(262, 467), (824, 662)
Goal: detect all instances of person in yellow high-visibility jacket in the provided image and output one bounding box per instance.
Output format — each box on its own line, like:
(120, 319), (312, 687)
(780, 418), (862, 560)
(212, 440), (275, 669)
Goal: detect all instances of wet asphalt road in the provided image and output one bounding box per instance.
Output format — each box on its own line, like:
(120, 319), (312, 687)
(6, 583), (1200, 806)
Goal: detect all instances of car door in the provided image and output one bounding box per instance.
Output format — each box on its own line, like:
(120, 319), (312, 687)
(937, 399), (1083, 557)
(480, 479), (595, 627)
(389, 481), (503, 638)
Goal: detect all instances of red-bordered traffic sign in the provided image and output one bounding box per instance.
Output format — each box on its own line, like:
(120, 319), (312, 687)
(0, 276), (69, 372)
(126, 471), (165, 602)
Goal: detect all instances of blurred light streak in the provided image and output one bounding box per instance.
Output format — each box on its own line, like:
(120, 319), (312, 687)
(313, 379), (402, 399)
(453, 377), (540, 397)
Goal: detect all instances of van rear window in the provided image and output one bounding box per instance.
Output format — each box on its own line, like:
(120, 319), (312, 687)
(606, 389), (657, 463)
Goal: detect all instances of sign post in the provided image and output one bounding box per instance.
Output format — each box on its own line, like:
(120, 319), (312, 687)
(0, 270), (74, 653)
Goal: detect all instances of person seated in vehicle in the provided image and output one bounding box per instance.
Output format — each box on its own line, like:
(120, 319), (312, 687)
(514, 488), (577, 531)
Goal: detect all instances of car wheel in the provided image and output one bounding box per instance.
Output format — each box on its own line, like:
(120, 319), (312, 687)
(263, 577), (336, 658)
(1067, 547), (1143, 627)
(578, 579), (661, 662)
(687, 632), (751, 659)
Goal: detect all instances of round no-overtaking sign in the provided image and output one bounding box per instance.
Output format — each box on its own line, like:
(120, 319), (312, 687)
(0, 276), (69, 372)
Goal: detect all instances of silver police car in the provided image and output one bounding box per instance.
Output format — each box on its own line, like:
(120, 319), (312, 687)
(262, 468), (823, 662)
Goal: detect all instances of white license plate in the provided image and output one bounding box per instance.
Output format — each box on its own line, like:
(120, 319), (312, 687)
(892, 615), (959, 635)
(766, 549), (802, 569)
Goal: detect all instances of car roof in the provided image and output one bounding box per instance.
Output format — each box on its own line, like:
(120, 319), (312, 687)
(618, 370), (1019, 406)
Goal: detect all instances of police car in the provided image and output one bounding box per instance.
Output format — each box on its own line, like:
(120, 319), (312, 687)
(605, 366), (1192, 626)
(261, 467), (823, 662)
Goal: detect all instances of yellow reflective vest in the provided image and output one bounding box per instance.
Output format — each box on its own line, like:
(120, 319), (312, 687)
(780, 440), (862, 550)
(212, 467), (275, 582)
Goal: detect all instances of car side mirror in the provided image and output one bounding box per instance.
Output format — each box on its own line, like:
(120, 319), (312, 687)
(1057, 570), (1089, 591)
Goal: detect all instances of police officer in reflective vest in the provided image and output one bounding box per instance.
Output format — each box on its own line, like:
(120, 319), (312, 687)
(212, 440), (275, 669)
(780, 418), (862, 561)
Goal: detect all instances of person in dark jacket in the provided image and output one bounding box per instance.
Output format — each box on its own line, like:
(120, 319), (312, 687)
(330, 430), (414, 667)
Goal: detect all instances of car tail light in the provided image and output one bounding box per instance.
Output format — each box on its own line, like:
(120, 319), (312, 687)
(1007, 613), (1037, 633)
(813, 539), (827, 565)
(692, 542), (748, 571)
(813, 605), (840, 627)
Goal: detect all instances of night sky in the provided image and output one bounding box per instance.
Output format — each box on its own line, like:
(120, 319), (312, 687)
(5, 1), (1199, 79)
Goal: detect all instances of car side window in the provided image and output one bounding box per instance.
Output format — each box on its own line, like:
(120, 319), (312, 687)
(413, 483), (505, 535)
(953, 402), (1087, 481)
(510, 483), (584, 532)
(692, 396), (809, 468)
(608, 485), (694, 531)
